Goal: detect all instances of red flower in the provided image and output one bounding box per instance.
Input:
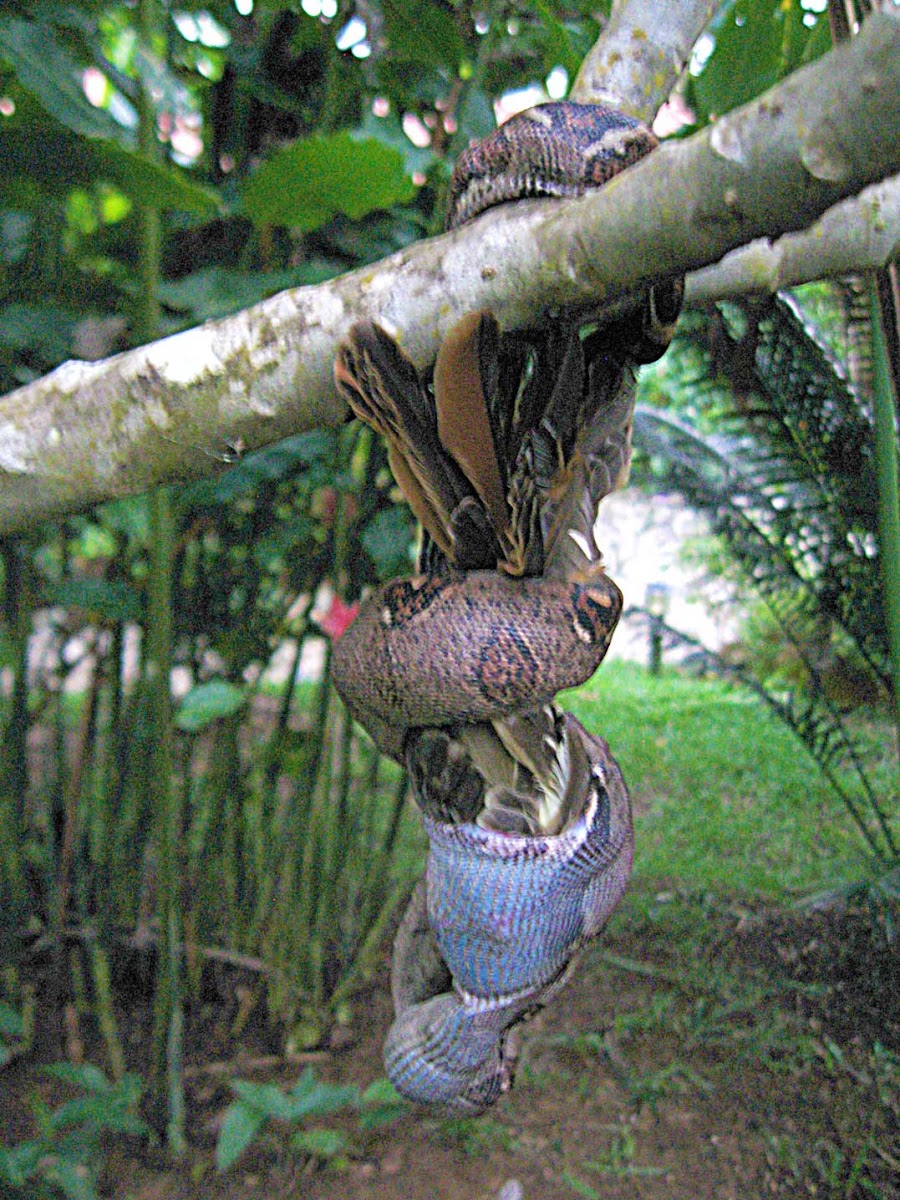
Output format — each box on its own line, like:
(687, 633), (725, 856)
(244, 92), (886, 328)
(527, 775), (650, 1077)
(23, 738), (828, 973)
(315, 594), (359, 641)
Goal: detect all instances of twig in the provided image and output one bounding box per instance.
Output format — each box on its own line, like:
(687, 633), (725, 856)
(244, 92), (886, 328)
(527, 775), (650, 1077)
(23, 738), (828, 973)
(182, 1050), (330, 1079)
(687, 173), (900, 304)
(30, 921), (271, 975)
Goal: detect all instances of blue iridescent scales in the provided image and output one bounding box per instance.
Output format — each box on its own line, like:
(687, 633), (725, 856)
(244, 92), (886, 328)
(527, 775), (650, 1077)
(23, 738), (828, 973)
(331, 102), (682, 1112)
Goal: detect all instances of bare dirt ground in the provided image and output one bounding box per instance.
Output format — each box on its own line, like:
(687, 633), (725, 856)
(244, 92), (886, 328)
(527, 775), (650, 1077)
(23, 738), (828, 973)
(4, 885), (896, 1200)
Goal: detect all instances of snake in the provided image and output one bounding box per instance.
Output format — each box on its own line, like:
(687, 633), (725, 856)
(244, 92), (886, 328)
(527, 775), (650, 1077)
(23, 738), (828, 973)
(330, 102), (682, 1112)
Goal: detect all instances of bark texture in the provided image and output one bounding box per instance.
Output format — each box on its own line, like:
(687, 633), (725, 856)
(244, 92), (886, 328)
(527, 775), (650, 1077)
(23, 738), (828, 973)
(571, 0), (721, 119)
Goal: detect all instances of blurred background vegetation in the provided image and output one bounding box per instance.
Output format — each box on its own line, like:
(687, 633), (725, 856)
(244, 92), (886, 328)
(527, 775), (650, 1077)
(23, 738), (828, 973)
(0, 0), (897, 1187)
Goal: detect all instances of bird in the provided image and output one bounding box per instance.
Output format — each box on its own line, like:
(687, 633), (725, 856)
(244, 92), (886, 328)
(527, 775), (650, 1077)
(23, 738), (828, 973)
(334, 307), (637, 836)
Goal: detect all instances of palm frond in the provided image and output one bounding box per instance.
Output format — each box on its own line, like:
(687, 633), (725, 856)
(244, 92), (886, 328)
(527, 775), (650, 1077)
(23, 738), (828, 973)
(636, 294), (889, 685)
(631, 294), (897, 864)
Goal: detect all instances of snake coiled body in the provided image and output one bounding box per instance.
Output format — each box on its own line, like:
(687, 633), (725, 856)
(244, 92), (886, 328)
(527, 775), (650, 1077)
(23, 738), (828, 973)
(331, 102), (681, 1112)
(384, 716), (632, 1110)
(332, 570), (621, 763)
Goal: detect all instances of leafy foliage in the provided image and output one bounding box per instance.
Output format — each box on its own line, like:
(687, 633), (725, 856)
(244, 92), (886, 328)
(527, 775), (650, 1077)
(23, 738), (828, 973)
(633, 293), (897, 864)
(684, 0), (832, 125)
(0, 421), (419, 1038)
(238, 132), (416, 229)
(215, 1070), (405, 1172)
(0, 1002), (26, 1069)
(0, 1064), (147, 1200)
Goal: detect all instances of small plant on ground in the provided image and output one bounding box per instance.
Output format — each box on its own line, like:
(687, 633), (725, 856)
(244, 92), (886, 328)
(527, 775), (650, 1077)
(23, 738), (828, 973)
(214, 1069), (406, 1173)
(434, 1115), (519, 1159)
(0, 999), (30, 1069)
(563, 1121), (664, 1195)
(0, 1063), (147, 1200)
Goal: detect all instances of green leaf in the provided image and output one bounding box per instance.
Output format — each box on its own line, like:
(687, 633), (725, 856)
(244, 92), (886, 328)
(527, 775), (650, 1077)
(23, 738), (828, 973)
(356, 1077), (408, 1129)
(157, 263), (338, 322)
(0, 128), (220, 217)
(94, 495), (150, 543)
(180, 431), (335, 508)
(175, 681), (246, 733)
(47, 1094), (146, 1137)
(356, 111), (437, 178)
(94, 140), (221, 217)
(0, 1004), (24, 1039)
(229, 1079), (298, 1121)
(0, 17), (125, 143)
(687, 0), (829, 125)
(359, 1078), (403, 1107)
(42, 1155), (102, 1200)
(454, 85), (497, 144)
(44, 1063), (111, 1094)
(0, 303), (78, 362)
(50, 578), (141, 623)
(799, 10), (832, 66)
(286, 1078), (358, 1121)
(239, 133), (415, 230)
(0, 1142), (37, 1186)
(215, 1101), (268, 1172)
(530, 0), (587, 79)
(380, 0), (464, 69)
(361, 506), (415, 579)
(290, 1127), (347, 1159)
(562, 1170), (603, 1200)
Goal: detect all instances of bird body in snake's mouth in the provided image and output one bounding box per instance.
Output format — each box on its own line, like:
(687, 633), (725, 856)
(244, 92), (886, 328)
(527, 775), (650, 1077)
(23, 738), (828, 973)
(330, 100), (683, 1112)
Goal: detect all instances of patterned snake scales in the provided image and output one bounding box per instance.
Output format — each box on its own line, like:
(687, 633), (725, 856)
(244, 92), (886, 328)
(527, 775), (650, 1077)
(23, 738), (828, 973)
(331, 103), (683, 1112)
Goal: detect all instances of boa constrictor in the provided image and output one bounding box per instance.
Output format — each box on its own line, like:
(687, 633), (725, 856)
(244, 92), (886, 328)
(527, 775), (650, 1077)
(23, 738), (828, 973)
(331, 102), (682, 1112)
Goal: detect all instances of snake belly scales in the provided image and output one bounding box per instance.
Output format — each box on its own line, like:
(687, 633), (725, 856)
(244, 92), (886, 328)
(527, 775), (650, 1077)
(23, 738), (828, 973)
(331, 101), (682, 1112)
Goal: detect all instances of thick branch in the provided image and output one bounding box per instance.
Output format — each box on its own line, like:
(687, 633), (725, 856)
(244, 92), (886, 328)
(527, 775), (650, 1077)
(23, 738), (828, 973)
(0, 13), (898, 535)
(571, 0), (721, 120)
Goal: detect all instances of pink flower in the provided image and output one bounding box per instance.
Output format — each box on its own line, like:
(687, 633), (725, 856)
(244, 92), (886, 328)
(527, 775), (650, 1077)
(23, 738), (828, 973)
(315, 594), (359, 641)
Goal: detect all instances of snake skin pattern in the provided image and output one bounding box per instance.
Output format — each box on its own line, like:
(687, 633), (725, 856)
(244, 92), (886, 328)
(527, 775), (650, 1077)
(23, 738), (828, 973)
(332, 570), (621, 762)
(384, 713), (632, 1110)
(446, 102), (655, 230)
(331, 102), (681, 1112)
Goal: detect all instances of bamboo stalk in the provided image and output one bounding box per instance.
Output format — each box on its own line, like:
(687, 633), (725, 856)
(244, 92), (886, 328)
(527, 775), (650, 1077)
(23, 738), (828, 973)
(0, 540), (29, 911)
(88, 941), (127, 1082)
(146, 491), (184, 1146)
(134, 0), (186, 1154)
(869, 277), (900, 853)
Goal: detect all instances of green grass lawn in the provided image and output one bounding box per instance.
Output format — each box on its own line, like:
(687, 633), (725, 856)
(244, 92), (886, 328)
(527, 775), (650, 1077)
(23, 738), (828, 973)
(565, 661), (888, 900)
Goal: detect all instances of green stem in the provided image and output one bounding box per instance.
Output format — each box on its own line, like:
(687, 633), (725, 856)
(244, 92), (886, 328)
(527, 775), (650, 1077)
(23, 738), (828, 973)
(147, 486), (183, 1145)
(89, 941), (127, 1082)
(136, 0), (185, 1154)
(869, 278), (900, 800)
(429, 1), (504, 234)
(0, 540), (29, 912)
(136, 0), (161, 340)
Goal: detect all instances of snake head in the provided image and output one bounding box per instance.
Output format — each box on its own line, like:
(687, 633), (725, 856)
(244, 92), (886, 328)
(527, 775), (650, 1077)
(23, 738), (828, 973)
(334, 99), (668, 1114)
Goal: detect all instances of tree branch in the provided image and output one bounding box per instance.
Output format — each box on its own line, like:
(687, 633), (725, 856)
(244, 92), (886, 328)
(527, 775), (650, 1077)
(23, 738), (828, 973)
(686, 172), (900, 304)
(571, 0), (721, 120)
(0, 12), (898, 535)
